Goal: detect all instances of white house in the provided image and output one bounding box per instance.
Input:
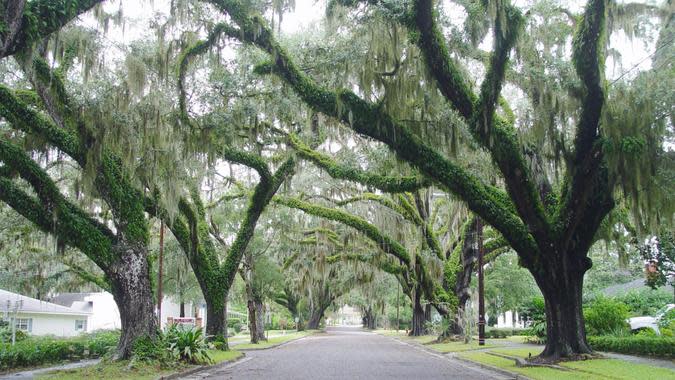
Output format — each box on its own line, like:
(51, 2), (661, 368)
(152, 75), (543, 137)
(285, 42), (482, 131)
(0, 289), (91, 337)
(51, 292), (207, 331)
(50, 292), (121, 331)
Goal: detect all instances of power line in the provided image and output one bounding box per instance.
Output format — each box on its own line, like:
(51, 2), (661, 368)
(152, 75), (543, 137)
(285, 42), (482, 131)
(609, 35), (674, 86)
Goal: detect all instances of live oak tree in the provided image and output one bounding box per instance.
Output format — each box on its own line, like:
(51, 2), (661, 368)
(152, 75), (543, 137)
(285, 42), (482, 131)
(195, 0), (673, 361)
(0, 58), (157, 358)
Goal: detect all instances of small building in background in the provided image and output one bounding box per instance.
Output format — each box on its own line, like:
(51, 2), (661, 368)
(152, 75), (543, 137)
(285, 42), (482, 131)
(0, 289), (90, 337)
(50, 292), (121, 331)
(51, 292), (207, 331)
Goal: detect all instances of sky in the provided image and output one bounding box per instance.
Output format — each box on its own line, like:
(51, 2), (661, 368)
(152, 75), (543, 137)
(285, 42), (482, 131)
(90, 0), (662, 82)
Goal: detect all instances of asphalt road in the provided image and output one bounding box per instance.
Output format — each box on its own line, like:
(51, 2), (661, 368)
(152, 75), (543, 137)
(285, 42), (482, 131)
(182, 327), (511, 380)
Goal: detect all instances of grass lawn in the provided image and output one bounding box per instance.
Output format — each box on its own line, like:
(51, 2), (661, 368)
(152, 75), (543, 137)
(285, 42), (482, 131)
(406, 335), (437, 345)
(234, 331), (313, 350)
(209, 349), (243, 364)
(458, 348), (675, 380)
(374, 329), (408, 337)
(37, 350), (243, 380)
(427, 341), (495, 353)
(36, 361), (190, 380)
(504, 335), (530, 344)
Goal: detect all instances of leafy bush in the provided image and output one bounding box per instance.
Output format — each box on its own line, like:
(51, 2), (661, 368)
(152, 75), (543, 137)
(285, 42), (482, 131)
(485, 328), (521, 339)
(588, 336), (675, 358)
(131, 335), (170, 363)
(614, 289), (671, 316)
(228, 318), (243, 334)
(521, 297), (546, 342)
(0, 327), (28, 343)
(0, 330), (119, 371)
(658, 308), (675, 330)
(584, 297), (630, 336)
(165, 325), (211, 364)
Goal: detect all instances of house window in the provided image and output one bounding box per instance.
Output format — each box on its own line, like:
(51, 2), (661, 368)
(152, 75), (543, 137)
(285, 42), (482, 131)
(15, 318), (32, 333)
(75, 319), (87, 332)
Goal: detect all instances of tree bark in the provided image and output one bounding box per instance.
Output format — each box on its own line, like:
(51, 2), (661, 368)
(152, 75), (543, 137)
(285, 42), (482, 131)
(409, 287), (427, 336)
(247, 297), (259, 344)
(362, 306), (376, 329)
(307, 305), (327, 329)
(205, 293), (227, 345)
(254, 299), (266, 341)
(107, 244), (157, 359)
(532, 255), (593, 362)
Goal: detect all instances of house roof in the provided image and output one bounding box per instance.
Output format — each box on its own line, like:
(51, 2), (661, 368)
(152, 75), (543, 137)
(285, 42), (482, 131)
(0, 289), (90, 316)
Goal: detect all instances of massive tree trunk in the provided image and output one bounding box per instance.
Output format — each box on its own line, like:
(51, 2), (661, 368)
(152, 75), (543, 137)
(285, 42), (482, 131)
(409, 286), (427, 336)
(205, 292), (227, 345)
(108, 244), (157, 359)
(532, 254), (593, 362)
(362, 306), (376, 329)
(307, 304), (329, 330)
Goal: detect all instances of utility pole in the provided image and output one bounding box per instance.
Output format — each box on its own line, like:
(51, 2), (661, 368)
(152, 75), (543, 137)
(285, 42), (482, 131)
(396, 282), (400, 332)
(477, 218), (485, 346)
(157, 221), (165, 328)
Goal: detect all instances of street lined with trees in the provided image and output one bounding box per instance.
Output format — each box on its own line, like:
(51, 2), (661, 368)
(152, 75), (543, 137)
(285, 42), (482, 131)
(0, 0), (672, 376)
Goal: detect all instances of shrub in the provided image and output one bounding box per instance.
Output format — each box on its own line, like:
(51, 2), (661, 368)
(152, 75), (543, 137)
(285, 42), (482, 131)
(165, 325), (211, 365)
(614, 289), (671, 316)
(0, 326), (28, 343)
(584, 297), (630, 336)
(485, 328), (514, 339)
(658, 308), (675, 330)
(521, 297), (547, 342)
(0, 330), (119, 371)
(132, 335), (170, 363)
(588, 336), (675, 358)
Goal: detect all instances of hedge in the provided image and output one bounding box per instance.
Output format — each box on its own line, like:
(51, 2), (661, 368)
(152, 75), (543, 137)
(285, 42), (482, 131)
(485, 328), (527, 339)
(0, 330), (119, 371)
(588, 336), (675, 358)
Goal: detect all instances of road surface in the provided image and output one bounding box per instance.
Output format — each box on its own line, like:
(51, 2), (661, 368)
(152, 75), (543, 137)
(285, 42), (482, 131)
(182, 327), (511, 379)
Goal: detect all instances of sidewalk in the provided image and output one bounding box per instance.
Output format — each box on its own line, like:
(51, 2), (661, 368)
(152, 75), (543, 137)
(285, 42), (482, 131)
(0, 359), (101, 380)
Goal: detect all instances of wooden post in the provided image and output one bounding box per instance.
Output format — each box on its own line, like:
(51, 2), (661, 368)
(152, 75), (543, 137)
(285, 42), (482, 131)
(477, 218), (485, 346)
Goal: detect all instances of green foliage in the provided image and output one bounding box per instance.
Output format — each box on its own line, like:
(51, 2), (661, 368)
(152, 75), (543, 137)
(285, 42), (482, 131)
(132, 327), (212, 365)
(165, 326), (211, 365)
(588, 335), (675, 358)
(658, 309), (675, 330)
(521, 297), (546, 342)
(614, 289), (672, 316)
(0, 330), (119, 371)
(639, 230), (675, 290)
(485, 328), (527, 339)
(584, 297), (630, 336)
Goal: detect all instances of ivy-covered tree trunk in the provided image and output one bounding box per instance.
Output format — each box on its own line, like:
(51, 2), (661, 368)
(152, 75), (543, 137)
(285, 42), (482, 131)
(205, 292), (227, 344)
(107, 244), (157, 359)
(533, 255), (592, 360)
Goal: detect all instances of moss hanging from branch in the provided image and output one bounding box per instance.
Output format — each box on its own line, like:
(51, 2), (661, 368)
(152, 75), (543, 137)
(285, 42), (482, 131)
(288, 133), (431, 192)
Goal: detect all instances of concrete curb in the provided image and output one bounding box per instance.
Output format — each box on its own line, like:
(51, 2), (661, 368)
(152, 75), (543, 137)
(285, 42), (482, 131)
(236, 334), (313, 351)
(381, 334), (525, 380)
(160, 352), (247, 380)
